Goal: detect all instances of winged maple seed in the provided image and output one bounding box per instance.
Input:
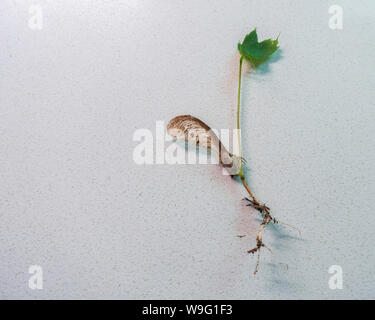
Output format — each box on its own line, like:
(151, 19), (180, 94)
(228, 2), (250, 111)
(167, 115), (242, 176)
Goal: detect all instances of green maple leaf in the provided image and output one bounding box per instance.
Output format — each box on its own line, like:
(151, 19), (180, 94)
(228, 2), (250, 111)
(238, 28), (279, 66)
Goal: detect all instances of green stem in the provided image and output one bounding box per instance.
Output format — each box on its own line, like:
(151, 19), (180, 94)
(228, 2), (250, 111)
(237, 55), (244, 178)
(236, 57), (261, 206)
(236, 55), (260, 205)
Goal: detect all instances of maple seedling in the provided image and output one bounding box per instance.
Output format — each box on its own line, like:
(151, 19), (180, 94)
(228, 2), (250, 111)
(168, 28), (298, 275)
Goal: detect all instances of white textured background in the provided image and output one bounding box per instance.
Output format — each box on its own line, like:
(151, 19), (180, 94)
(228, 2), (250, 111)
(0, 0), (374, 299)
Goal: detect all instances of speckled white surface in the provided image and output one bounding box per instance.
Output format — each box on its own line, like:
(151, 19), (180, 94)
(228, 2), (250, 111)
(0, 0), (374, 299)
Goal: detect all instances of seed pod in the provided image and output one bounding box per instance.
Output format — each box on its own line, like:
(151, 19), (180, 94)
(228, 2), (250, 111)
(167, 115), (241, 175)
